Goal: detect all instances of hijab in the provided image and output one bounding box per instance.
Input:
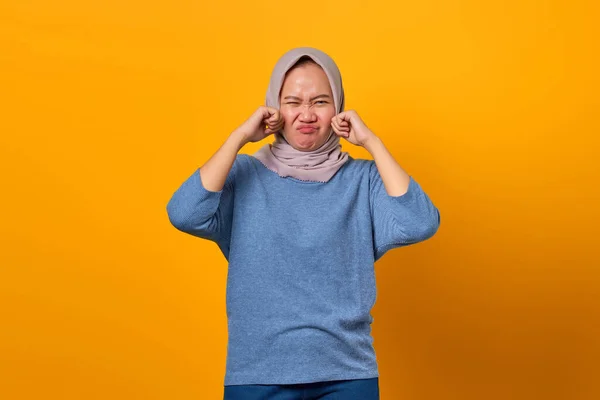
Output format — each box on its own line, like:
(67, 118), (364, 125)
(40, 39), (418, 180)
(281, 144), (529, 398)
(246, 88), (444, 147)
(253, 47), (349, 183)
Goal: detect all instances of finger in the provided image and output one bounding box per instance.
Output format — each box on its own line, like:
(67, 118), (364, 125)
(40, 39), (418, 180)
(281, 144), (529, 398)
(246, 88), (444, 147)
(334, 121), (350, 137)
(336, 112), (350, 122)
(265, 116), (280, 127)
(259, 106), (271, 119)
(331, 124), (349, 138)
(268, 113), (282, 125)
(330, 120), (340, 131)
(267, 121), (282, 132)
(332, 119), (348, 133)
(265, 106), (279, 118)
(265, 122), (281, 130)
(267, 119), (283, 130)
(331, 125), (344, 136)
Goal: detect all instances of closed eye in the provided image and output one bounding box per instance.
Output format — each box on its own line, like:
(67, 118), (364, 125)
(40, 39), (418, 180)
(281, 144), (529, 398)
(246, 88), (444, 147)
(285, 100), (328, 106)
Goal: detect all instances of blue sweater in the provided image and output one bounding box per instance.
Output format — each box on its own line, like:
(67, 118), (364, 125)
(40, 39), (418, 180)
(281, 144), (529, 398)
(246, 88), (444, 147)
(166, 154), (440, 386)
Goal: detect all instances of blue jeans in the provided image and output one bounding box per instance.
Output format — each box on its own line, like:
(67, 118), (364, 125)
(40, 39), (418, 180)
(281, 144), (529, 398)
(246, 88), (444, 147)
(223, 377), (379, 400)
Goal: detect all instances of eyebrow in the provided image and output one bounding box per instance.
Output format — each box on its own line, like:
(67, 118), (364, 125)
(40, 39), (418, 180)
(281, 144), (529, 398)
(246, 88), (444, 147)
(283, 94), (331, 101)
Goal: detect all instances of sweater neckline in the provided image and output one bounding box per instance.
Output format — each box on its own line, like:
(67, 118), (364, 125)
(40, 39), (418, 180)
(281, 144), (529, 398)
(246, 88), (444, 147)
(250, 154), (354, 184)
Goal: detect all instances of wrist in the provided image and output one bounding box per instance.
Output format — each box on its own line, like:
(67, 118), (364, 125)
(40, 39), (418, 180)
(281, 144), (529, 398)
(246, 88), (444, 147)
(363, 135), (382, 153)
(229, 129), (249, 150)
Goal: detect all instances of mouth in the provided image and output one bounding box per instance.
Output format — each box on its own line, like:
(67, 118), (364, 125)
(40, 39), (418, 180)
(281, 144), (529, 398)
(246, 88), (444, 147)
(297, 125), (318, 134)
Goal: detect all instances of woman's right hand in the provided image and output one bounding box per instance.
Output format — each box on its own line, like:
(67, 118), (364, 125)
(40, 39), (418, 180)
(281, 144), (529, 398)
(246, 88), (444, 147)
(235, 106), (284, 144)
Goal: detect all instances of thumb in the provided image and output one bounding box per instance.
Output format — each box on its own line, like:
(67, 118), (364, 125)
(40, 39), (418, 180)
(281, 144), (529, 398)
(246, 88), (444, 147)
(265, 106), (279, 118)
(335, 112), (351, 123)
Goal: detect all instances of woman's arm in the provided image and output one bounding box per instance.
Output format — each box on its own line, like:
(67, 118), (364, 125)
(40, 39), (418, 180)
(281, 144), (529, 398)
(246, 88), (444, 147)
(200, 106), (283, 191)
(331, 110), (440, 260)
(166, 107), (283, 256)
(332, 110), (410, 196)
(199, 130), (247, 192)
(363, 136), (410, 197)
(165, 131), (246, 246)
(364, 137), (440, 260)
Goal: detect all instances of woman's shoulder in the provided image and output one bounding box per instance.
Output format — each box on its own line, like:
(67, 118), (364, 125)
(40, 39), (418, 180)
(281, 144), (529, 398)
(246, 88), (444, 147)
(346, 155), (374, 167)
(231, 153), (271, 181)
(234, 153), (265, 173)
(342, 155), (375, 174)
(235, 153), (253, 165)
(229, 153), (256, 171)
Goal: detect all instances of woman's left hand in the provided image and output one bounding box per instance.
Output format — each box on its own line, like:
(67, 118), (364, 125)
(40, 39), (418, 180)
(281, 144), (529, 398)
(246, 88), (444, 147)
(331, 110), (378, 147)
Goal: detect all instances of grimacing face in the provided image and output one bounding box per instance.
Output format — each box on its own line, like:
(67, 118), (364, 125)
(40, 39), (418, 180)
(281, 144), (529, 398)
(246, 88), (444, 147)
(278, 62), (336, 152)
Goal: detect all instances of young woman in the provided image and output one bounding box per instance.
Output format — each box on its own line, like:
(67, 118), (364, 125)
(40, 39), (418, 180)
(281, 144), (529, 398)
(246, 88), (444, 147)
(167, 47), (441, 400)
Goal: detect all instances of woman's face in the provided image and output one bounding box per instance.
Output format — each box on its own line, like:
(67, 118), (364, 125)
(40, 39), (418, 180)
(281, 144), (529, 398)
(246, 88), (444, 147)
(278, 62), (336, 152)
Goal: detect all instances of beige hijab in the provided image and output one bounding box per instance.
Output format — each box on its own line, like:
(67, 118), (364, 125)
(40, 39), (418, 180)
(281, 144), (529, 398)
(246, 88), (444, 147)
(253, 47), (349, 183)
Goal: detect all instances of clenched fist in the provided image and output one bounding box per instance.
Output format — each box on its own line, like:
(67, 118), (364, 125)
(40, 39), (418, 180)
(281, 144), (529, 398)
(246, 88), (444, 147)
(236, 106), (284, 144)
(331, 110), (378, 148)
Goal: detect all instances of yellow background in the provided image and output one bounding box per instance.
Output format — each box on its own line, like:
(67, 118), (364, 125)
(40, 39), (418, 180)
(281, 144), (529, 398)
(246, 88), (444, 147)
(1, 0), (599, 399)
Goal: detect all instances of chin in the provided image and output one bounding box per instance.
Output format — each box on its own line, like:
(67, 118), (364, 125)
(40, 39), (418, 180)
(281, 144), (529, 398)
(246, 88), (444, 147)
(284, 132), (328, 152)
(294, 145), (315, 152)
(292, 139), (322, 152)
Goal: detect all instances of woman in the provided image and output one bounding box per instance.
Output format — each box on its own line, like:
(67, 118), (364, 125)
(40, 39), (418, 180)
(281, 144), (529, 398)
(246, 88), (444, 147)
(167, 47), (440, 400)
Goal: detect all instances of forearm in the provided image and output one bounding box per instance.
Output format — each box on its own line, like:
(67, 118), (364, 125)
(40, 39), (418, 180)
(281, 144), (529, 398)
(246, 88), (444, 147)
(199, 130), (247, 192)
(364, 136), (410, 196)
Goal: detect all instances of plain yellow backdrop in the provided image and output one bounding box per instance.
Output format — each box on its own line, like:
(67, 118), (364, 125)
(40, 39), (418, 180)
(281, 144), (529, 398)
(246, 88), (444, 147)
(1, 0), (599, 399)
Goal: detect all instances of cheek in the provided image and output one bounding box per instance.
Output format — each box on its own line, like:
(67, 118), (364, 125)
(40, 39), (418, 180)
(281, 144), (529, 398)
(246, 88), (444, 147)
(318, 109), (336, 125)
(280, 109), (296, 126)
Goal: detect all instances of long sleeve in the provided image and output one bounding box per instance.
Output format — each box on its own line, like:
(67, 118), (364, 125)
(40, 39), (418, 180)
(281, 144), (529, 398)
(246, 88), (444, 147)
(166, 159), (238, 258)
(368, 161), (440, 261)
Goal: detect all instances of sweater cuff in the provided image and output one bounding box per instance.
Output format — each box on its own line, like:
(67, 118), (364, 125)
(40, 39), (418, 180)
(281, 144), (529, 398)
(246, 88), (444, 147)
(196, 168), (224, 196)
(387, 176), (417, 203)
(181, 168), (223, 227)
(167, 168), (223, 228)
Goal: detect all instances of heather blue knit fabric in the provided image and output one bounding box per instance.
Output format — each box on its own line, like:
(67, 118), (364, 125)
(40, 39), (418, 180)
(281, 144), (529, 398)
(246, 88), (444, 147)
(166, 154), (440, 386)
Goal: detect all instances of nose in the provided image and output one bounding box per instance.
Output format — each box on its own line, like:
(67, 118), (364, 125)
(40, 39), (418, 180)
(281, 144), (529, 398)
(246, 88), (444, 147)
(298, 104), (317, 122)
